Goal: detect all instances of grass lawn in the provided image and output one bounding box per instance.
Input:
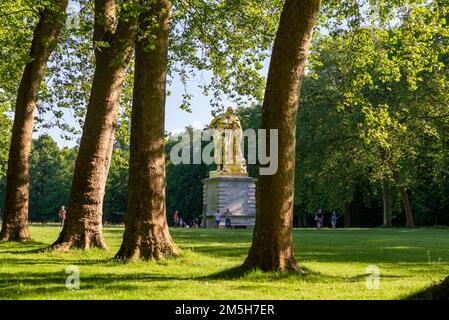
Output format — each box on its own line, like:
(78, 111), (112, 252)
(0, 225), (448, 299)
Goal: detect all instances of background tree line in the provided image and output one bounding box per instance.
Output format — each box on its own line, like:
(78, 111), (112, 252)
(3, 47), (449, 229)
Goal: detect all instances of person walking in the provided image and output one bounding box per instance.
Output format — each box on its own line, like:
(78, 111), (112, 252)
(214, 210), (221, 228)
(225, 208), (232, 229)
(58, 206), (66, 228)
(331, 211), (338, 229)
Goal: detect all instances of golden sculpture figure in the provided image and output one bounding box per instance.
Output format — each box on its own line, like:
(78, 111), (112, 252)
(209, 106), (247, 176)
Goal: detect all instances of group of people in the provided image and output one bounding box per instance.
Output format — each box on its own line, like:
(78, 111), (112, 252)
(214, 209), (233, 229)
(58, 205), (336, 230)
(56, 205), (336, 230)
(173, 209), (233, 229)
(173, 210), (204, 228)
(315, 209), (338, 230)
(51, 206), (339, 232)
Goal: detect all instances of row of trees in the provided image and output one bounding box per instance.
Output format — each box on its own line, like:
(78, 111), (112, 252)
(1, 0), (447, 271)
(0, 0), (320, 271)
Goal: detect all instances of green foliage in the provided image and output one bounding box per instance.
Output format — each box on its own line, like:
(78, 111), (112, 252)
(0, 134), (76, 220)
(0, 0), (37, 110)
(28, 134), (76, 221)
(0, 0), (38, 175)
(31, 0), (283, 143)
(0, 112), (11, 177)
(38, 0), (94, 139)
(165, 128), (211, 225)
(295, 0), (449, 225)
(171, 0), (282, 111)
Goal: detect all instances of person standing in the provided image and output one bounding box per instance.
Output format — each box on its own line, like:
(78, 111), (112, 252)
(331, 211), (338, 229)
(214, 210), (221, 228)
(225, 208), (232, 229)
(315, 209), (324, 230)
(173, 210), (180, 228)
(58, 206), (66, 228)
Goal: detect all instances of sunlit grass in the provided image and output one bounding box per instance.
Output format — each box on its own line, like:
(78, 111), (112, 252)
(0, 225), (448, 299)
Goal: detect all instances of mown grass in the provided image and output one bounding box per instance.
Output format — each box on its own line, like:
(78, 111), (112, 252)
(0, 225), (448, 299)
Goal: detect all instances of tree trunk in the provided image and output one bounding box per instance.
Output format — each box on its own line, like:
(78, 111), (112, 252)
(0, 1), (67, 241)
(51, 0), (137, 250)
(344, 205), (351, 228)
(392, 171), (415, 228)
(243, 0), (321, 272)
(382, 179), (393, 227)
(399, 187), (415, 228)
(115, 0), (179, 261)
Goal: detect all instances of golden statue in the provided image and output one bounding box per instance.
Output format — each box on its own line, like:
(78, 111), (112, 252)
(209, 106), (247, 176)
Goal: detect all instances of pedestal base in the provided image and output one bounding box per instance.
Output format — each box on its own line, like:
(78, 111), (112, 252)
(202, 176), (256, 228)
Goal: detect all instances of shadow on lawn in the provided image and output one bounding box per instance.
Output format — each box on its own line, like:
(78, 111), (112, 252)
(3, 230), (447, 266)
(190, 243), (444, 265)
(405, 276), (449, 300)
(0, 270), (187, 299)
(171, 229), (449, 264)
(0, 266), (387, 299)
(0, 240), (49, 254)
(0, 254), (408, 299)
(200, 264), (405, 283)
(0, 258), (111, 266)
(1, 228), (447, 299)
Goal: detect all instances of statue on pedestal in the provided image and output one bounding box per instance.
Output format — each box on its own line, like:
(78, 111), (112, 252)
(203, 107), (256, 228)
(209, 106), (247, 176)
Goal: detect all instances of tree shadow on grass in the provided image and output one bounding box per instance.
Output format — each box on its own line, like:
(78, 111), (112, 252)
(200, 265), (252, 280)
(405, 276), (449, 300)
(0, 270), (185, 299)
(0, 240), (50, 254)
(190, 243), (446, 265)
(0, 240), (117, 257)
(201, 264), (406, 285)
(0, 263), (409, 299)
(0, 258), (113, 266)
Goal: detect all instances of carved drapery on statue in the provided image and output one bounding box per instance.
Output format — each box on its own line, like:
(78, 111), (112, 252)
(209, 107), (247, 176)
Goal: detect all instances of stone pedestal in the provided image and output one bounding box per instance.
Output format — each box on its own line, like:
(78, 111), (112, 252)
(202, 176), (256, 228)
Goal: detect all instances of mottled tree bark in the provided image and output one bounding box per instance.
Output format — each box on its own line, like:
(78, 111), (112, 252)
(115, 0), (179, 261)
(399, 187), (415, 228)
(51, 0), (137, 250)
(382, 179), (393, 228)
(243, 0), (321, 272)
(0, 0), (68, 241)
